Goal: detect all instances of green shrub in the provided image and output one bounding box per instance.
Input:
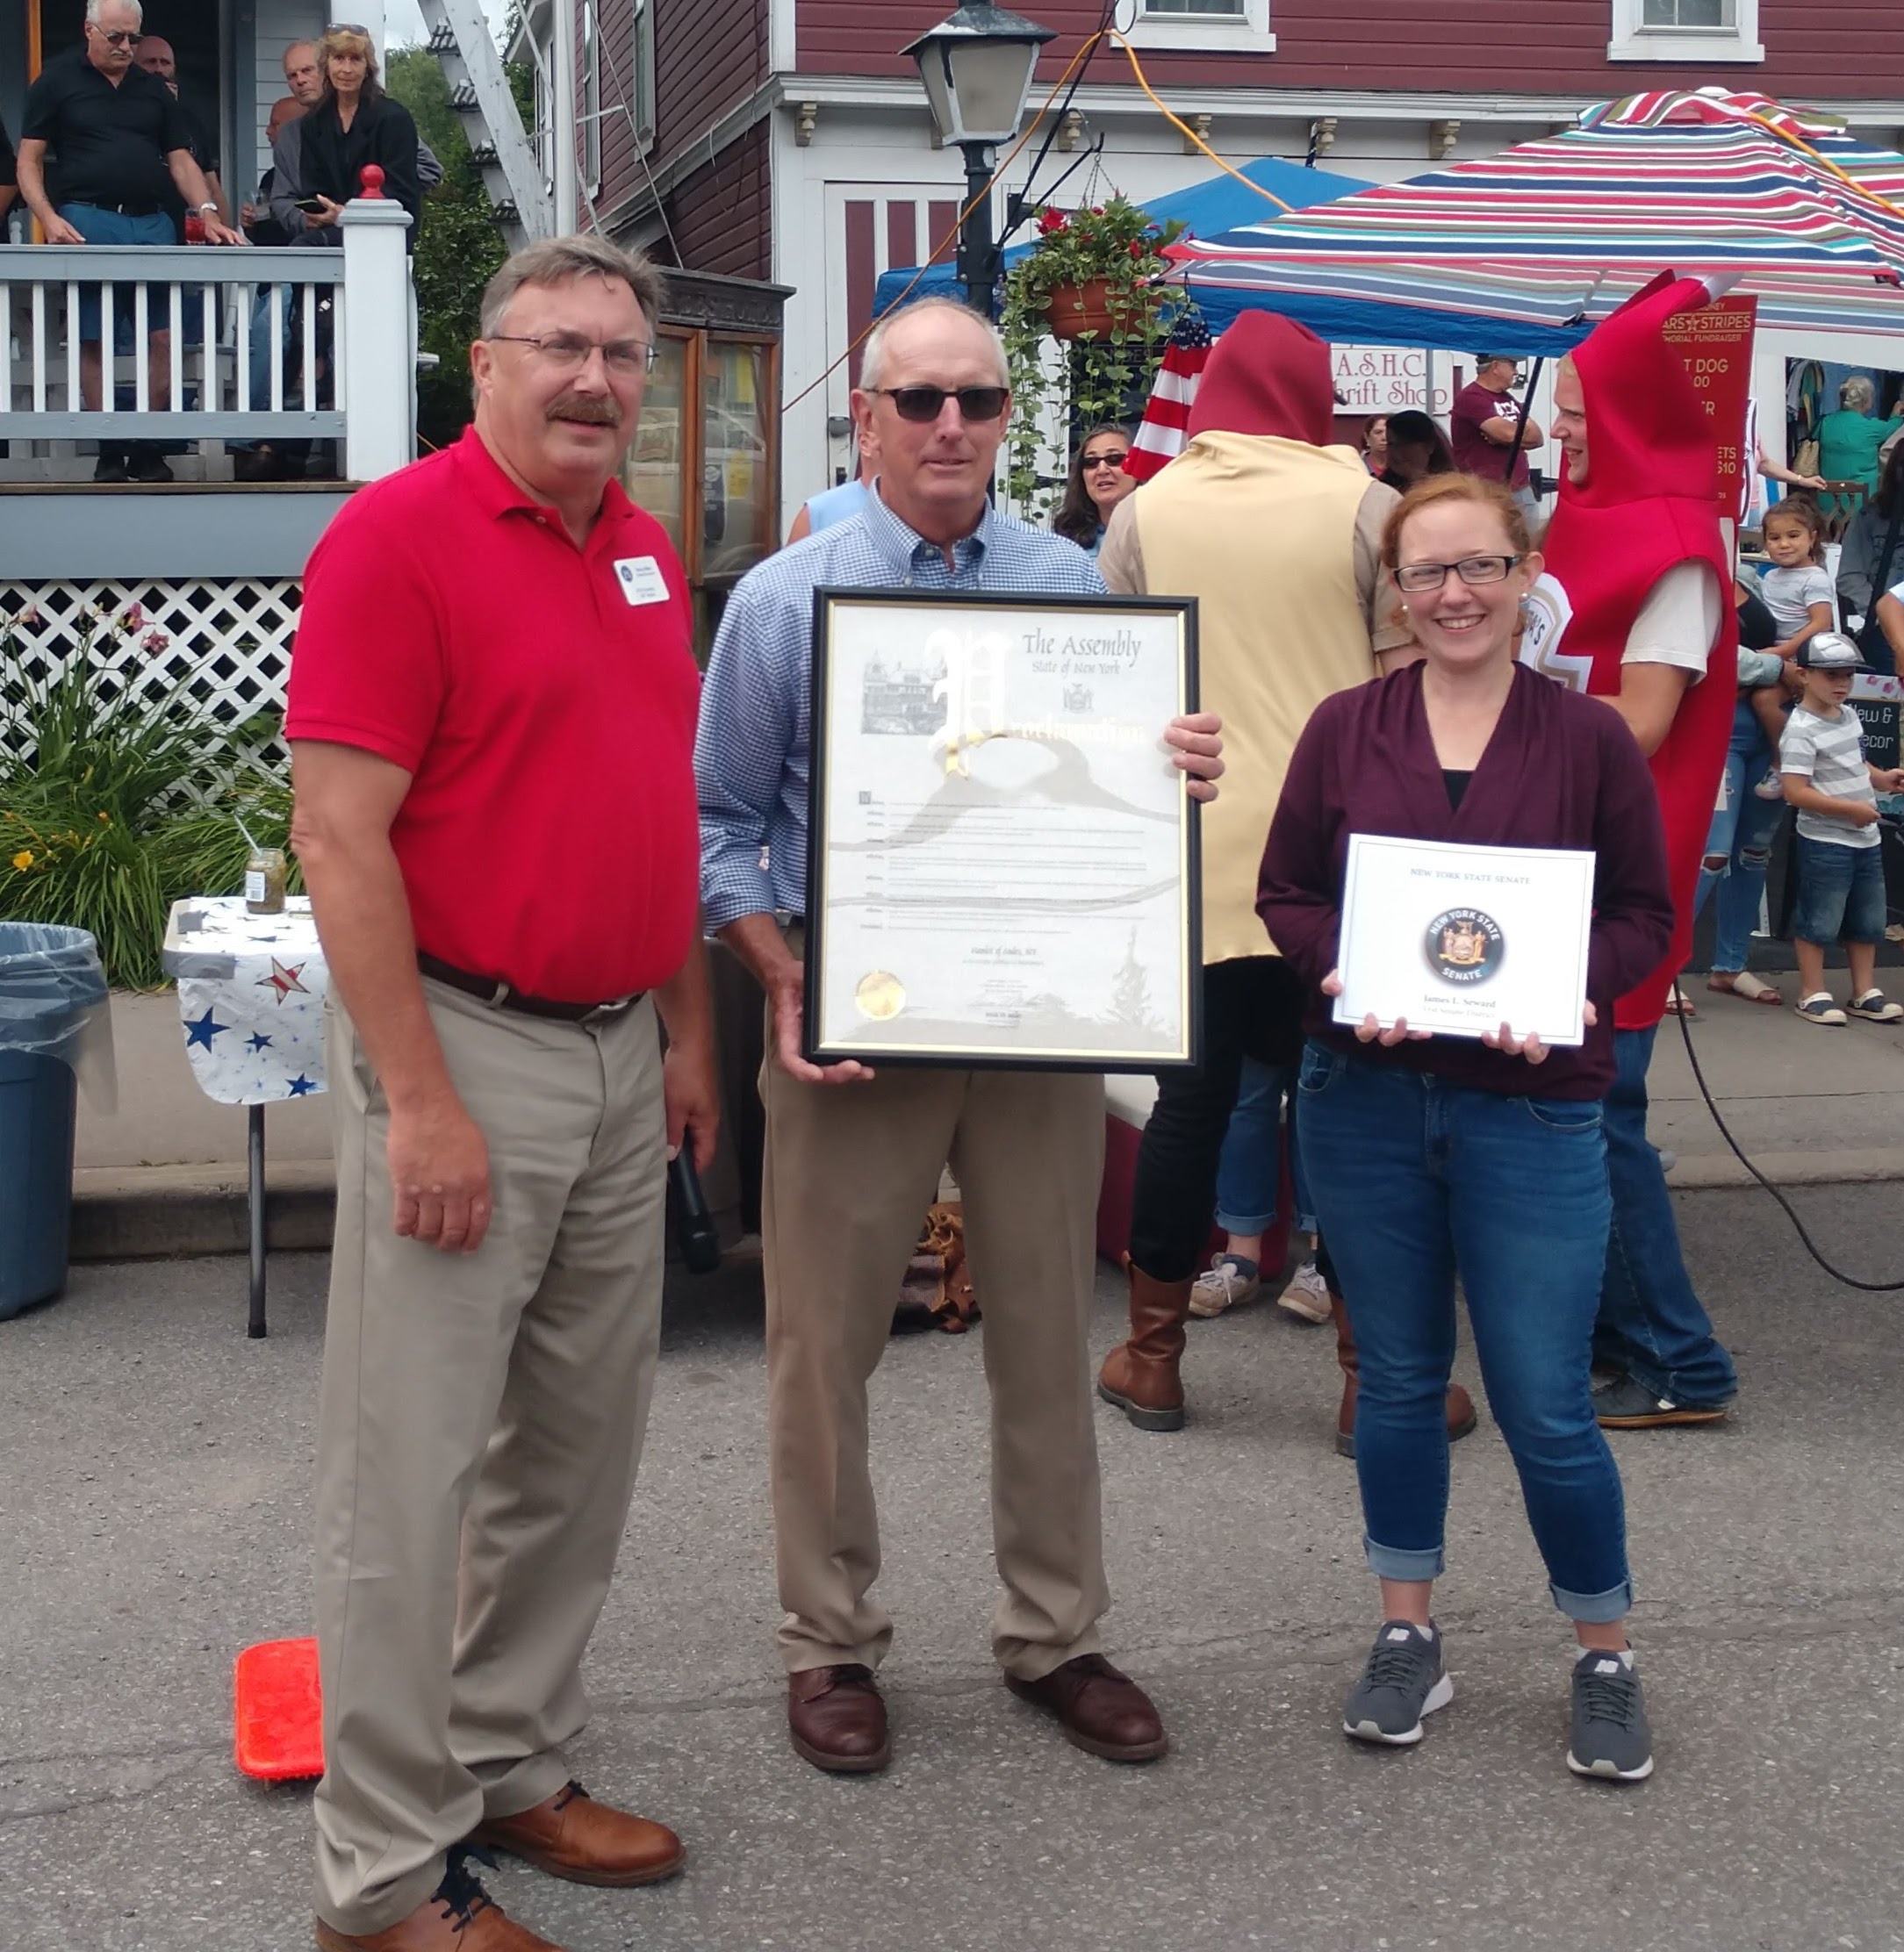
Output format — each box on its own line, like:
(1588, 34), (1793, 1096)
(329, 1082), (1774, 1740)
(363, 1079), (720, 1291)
(0, 603), (292, 987)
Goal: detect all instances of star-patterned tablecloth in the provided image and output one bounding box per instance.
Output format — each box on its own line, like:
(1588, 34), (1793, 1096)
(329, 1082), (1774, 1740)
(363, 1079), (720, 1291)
(162, 898), (328, 1107)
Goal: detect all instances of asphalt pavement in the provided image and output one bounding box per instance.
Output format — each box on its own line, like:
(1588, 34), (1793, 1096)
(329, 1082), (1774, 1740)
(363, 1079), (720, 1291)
(5, 1181), (1904, 1952)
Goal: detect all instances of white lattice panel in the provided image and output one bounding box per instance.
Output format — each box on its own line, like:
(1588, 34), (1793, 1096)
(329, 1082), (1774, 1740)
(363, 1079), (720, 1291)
(1, 578), (300, 792)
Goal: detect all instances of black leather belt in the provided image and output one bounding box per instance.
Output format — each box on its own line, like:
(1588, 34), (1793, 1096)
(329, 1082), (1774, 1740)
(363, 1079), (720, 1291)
(419, 952), (643, 1024)
(75, 199), (162, 217)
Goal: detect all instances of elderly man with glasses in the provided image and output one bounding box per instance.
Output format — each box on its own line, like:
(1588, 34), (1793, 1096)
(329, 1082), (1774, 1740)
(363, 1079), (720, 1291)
(697, 293), (1224, 1779)
(16, 0), (243, 481)
(288, 234), (715, 1952)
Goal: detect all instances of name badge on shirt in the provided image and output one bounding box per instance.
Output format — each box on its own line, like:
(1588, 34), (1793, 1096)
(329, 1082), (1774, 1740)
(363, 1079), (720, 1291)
(614, 556), (670, 606)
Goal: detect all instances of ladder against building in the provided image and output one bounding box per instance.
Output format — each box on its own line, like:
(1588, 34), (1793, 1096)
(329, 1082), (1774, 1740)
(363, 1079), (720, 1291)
(415, 0), (553, 248)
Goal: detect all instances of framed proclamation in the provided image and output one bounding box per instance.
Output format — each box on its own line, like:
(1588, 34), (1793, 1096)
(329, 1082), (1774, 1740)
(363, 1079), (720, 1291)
(803, 589), (1202, 1071)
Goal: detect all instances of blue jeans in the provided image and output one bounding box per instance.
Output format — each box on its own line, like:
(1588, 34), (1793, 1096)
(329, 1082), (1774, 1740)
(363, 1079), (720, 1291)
(1695, 700), (1786, 974)
(1595, 1027), (1737, 1406)
(1213, 1055), (1317, 1237)
(59, 203), (197, 343)
(1792, 833), (1887, 945)
(229, 283), (298, 452)
(1297, 1044), (1633, 1622)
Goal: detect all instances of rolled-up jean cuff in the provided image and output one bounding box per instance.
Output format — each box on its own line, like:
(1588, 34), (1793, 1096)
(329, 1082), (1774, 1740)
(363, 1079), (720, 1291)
(1214, 1207), (1277, 1236)
(1363, 1535), (1445, 1582)
(1551, 1577), (1634, 1625)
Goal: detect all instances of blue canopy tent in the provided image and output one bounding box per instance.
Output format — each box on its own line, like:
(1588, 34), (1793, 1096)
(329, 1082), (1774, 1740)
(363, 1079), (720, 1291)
(870, 154), (1375, 319)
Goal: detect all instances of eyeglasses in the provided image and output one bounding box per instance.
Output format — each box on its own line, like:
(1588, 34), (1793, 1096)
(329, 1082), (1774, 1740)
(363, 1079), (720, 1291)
(871, 385), (1009, 424)
(1081, 451), (1129, 471)
(327, 22), (370, 32)
(93, 27), (142, 45)
(487, 331), (658, 375)
(1393, 554), (1522, 593)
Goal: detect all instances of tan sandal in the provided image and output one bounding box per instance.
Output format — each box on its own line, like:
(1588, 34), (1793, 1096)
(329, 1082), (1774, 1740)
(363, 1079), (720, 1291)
(1708, 971), (1783, 1006)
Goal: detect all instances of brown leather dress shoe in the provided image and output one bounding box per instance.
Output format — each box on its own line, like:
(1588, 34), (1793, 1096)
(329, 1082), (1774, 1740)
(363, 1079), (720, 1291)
(313, 1854), (565, 1950)
(787, 1662), (890, 1773)
(469, 1780), (683, 1889)
(1005, 1654), (1168, 1762)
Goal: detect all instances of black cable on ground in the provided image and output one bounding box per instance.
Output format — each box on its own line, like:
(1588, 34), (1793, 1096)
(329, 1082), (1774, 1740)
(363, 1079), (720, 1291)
(1673, 999), (1904, 1290)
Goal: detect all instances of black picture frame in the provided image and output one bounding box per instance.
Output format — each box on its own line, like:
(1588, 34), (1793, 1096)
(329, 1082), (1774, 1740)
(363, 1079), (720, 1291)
(801, 586), (1202, 1072)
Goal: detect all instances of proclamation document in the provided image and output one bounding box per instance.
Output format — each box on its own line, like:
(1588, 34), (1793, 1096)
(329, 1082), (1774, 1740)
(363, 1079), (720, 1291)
(1333, 835), (1597, 1046)
(804, 591), (1200, 1070)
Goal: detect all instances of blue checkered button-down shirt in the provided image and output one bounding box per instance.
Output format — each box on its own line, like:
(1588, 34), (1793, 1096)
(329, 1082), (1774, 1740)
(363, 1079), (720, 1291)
(695, 487), (1106, 930)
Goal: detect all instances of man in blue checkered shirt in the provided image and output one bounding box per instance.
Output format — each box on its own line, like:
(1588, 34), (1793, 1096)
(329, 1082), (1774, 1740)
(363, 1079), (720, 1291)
(697, 296), (1222, 1778)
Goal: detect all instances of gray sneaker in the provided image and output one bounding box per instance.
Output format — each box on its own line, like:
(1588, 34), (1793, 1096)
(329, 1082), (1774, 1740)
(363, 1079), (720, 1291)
(1567, 1648), (1654, 1781)
(1343, 1620), (1452, 1746)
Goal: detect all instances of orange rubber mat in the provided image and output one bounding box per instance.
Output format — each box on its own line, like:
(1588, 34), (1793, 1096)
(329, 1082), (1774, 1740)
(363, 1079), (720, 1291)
(234, 1636), (324, 1780)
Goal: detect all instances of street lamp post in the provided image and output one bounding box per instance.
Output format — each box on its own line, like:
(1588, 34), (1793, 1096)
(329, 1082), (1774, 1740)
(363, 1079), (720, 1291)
(902, 3), (1056, 318)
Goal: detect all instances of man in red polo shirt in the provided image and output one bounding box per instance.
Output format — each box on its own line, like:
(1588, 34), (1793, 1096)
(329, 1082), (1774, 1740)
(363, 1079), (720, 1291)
(287, 235), (715, 1952)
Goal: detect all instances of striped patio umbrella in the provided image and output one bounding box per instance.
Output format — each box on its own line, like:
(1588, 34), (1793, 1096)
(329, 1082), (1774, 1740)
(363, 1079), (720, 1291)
(1165, 90), (1904, 353)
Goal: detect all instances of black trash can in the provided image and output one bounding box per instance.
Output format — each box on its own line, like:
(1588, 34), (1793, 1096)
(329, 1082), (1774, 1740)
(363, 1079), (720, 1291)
(0, 923), (108, 1320)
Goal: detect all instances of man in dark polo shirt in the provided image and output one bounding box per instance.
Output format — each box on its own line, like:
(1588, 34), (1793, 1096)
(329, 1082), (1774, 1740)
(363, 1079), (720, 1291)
(287, 234), (716, 1952)
(16, 0), (243, 482)
(133, 34), (230, 231)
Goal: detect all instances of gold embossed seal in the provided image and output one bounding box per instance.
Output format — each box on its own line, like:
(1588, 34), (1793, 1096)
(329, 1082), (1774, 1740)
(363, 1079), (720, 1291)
(854, 971), (906, 1021)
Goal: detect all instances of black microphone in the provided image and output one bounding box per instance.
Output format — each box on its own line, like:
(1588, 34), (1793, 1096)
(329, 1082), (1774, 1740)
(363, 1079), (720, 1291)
(668, 1152), (722, 1274)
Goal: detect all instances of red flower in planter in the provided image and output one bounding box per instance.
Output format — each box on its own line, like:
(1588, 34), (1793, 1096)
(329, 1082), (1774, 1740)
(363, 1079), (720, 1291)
(1037, 208), (1068, 235)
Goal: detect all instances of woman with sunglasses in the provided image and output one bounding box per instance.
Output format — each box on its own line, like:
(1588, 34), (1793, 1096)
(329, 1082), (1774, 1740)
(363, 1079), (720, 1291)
(1053, 424), (1137, 555)
(270, 24), (421, 245)
(1258, 474), (1676, 1782)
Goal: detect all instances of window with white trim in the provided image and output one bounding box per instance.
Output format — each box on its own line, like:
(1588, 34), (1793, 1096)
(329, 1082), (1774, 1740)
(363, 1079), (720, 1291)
(1608, 0), (1762, 62)
(1121, 0), (1275, 55)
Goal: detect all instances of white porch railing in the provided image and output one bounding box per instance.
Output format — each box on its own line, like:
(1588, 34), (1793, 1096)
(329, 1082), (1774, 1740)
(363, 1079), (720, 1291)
(0, 197), (415, 481)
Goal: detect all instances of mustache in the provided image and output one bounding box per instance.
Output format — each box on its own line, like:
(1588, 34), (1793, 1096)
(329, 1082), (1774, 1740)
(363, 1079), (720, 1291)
(546, 395), (622, 427)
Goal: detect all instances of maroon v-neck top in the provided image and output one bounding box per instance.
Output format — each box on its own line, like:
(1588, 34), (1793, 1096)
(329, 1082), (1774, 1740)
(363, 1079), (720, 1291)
(1257, 661), (1675, 1100)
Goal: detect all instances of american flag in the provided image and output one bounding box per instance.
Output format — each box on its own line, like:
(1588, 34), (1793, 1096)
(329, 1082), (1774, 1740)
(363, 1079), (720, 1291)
(1124, 308), (1212, 483)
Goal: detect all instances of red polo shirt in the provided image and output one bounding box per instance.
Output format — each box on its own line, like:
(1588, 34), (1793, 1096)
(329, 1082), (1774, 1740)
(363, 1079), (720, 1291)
(286, 427), (701, 1003)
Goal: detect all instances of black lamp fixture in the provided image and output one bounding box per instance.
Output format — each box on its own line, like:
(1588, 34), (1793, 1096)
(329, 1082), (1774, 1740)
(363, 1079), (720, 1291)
(903, 3), (1056, 315)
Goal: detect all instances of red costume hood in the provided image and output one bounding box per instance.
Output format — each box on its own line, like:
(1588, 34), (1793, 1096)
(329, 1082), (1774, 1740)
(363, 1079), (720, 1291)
(1561, 272), (1721, 513)
(1188, 312), (1335, 447)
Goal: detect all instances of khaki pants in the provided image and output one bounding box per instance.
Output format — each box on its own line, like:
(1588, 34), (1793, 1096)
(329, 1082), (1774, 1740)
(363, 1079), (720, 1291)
(762, 1025), (1110, 1682)
(313, 980), (667, 1936)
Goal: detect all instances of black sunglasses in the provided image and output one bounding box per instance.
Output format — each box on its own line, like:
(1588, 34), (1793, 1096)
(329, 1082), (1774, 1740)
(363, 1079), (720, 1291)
(94, 25), (142, 44)
(871, 385), (1009, 424)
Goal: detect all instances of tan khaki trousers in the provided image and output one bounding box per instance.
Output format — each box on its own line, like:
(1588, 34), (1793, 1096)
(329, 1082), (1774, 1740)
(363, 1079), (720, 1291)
(313, 980), (667, 1937)
(762, 1025), (1110, 1682)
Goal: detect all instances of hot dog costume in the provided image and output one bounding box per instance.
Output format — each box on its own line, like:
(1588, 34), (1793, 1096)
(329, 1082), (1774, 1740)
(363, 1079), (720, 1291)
(1518, 273), (1736, 1030)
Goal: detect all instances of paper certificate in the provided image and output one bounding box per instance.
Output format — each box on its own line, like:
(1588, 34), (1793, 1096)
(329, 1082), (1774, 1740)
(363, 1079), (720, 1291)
(1333, 835), (1597, 1047)
(804, 590), (1201, 1070)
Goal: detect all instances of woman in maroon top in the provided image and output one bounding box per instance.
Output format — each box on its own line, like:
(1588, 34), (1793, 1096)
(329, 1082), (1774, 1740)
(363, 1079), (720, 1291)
(1258, 476), (1674, 1782)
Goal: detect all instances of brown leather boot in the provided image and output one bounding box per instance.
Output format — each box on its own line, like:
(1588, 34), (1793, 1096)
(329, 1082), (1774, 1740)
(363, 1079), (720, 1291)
(1096, 1263), (1194, 1432)
(1333, 1293), (1478, 1460)
(470, 1780), (683, 1888)
(313, 1854), (566, 1950)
